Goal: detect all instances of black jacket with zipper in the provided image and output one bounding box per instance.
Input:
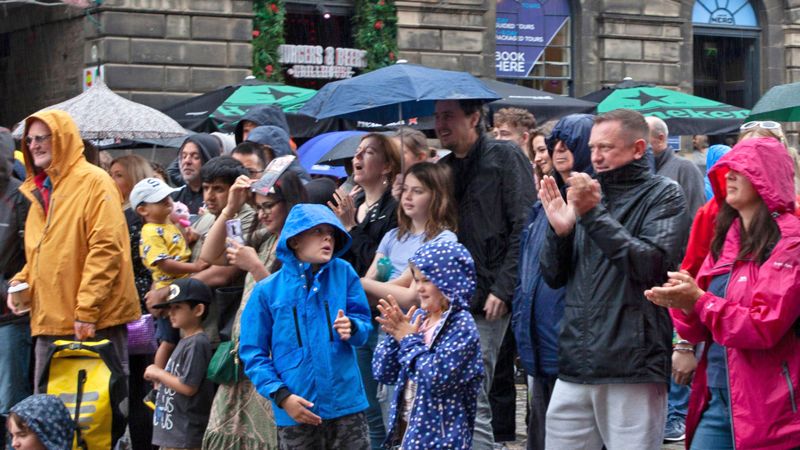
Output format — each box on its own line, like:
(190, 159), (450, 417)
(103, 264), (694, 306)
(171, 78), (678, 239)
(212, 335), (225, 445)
(440, 134), (536, 315)
(540, 156), (688, 384)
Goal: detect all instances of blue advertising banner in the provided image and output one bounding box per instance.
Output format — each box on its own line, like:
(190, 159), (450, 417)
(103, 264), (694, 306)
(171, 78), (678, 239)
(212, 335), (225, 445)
(495, 0), (570, 78)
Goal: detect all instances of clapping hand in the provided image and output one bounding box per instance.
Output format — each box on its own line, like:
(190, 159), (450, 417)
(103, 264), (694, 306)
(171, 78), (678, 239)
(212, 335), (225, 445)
(644, 271), (705, 313)
(327, 187), (358, 230)
(376, 295), (422, 342)
(539, 175), (576, 236)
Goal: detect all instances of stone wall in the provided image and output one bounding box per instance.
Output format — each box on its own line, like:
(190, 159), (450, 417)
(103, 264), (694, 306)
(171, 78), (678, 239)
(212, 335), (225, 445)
(88, 0), (255, 110)
(0, 5), (86, 127)
(0, 1), (254, 127)
(395, 0), (495, 77)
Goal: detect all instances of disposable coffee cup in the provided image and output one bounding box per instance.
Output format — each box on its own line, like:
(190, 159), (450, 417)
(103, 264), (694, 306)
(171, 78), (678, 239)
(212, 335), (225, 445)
(8, 282), (31, 313)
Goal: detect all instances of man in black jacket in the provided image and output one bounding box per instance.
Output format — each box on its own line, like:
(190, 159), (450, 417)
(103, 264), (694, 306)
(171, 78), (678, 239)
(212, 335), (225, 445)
(436, 99), (535, 450)
(539, 109), (687, 448)
(0, 129), (32, 434)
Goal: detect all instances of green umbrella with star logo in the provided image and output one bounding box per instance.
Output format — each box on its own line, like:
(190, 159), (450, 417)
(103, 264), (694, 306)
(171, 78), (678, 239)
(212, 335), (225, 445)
(584, 82), (749, 135)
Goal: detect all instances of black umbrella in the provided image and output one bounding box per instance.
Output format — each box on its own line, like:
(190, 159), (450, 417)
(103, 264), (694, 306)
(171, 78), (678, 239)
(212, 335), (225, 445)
(482, 79), (597, 125)
(160, 78), (355, 138)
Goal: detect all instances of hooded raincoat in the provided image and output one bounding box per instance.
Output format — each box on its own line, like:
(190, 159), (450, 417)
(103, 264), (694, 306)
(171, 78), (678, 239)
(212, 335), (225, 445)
(12, 110), (140, 336)
(9, 394), (74, 450)
(513, 114), (594, 377)
(246, 126), (311, 183)
(234, 105), (291, 143)
(372, 241), (484, 449)
(167, 133), (221, 192)
(239, 204), (372, 426)
(671, 138), (800, 449)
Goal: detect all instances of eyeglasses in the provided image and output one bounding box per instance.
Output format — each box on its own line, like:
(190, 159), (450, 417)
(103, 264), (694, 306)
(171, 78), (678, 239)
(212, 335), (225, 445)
(740, 121), (781, 131)
(255, 200), (282, 213)
(247, 168), (265, 177)
(25, 134), (52, 145)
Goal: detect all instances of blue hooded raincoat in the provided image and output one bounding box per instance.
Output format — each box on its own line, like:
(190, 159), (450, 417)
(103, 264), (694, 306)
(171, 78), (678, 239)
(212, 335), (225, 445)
(703, 144), (732, 201)
(239, 204), (372, 426)
(372, 241), (484, 449)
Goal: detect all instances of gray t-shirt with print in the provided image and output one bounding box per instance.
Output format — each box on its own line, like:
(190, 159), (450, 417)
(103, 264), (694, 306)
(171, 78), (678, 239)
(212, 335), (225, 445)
(152, 332), (214, 448)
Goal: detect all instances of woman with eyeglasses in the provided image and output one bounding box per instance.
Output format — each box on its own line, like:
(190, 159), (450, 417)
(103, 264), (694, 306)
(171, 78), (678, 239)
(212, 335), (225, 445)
(645, 137), (800, 449)
(200, 169), (308, 450)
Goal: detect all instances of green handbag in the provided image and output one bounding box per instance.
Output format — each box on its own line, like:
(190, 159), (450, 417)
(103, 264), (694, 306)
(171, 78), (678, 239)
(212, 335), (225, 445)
(207, 340), (240, 385)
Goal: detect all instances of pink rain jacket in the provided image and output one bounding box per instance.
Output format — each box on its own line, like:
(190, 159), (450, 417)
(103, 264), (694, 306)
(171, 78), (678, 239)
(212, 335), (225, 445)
(671, 137), (800, 449)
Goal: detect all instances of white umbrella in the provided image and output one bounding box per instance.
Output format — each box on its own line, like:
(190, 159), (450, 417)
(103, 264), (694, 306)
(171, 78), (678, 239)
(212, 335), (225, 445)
(13, 80), (188, 140)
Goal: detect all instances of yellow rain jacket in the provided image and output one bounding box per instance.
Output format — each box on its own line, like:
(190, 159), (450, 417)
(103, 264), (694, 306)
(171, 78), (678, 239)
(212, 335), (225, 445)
(12, 110), (140, 336)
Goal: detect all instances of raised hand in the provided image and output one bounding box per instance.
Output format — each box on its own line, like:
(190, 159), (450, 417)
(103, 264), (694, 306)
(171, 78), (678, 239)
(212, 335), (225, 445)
(333, 309), (352, 341)
(376, 295), (421, 341)
(539, 175), (576, 236)
(327, 187), (357, 230)
(566, 172), (601, 217)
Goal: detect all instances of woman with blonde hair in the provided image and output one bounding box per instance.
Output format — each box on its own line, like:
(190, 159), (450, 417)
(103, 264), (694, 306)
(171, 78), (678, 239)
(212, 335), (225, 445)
(108, 153), (155, 450)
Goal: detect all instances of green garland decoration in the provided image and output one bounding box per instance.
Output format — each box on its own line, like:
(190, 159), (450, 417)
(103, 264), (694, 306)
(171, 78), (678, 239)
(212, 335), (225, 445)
(353, 0), (399, 71)
(252, 0), (397, 80)
(252, 0), (285, 82)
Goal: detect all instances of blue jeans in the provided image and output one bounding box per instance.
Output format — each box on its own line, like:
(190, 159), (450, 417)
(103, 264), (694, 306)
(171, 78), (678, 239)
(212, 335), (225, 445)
(690, 387), (733, 450)
(667, 378), (690, 419)
(355, 319), (385, 450)
(0, 322), (32, 415)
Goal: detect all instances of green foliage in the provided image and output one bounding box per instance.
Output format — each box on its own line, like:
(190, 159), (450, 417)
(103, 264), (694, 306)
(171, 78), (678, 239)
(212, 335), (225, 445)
(252, 0), (285, 82)
(353, 0), (399, 71)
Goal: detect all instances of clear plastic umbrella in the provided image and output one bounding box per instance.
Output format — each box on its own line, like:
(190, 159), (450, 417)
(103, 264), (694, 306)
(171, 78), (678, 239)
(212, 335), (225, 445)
(13, 80), (188, 140)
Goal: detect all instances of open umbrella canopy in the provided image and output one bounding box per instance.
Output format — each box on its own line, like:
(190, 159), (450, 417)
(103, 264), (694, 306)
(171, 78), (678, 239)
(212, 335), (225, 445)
(482, 79), (596, 124)
(587, 84), (749, 135)
(299, 63), (500, 124)
(297, 131), (365, 178)
(161, 78), (351, 138)
(747, 81), (800, 121)
(12, 80), (187, 140)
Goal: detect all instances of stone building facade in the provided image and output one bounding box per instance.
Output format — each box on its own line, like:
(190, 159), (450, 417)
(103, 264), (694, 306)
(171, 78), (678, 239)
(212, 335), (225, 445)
(2, 0), (800, 131)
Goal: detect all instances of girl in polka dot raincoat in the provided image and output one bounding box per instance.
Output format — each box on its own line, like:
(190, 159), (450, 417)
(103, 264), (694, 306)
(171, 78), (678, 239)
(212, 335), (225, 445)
(372, 240), (484, 449)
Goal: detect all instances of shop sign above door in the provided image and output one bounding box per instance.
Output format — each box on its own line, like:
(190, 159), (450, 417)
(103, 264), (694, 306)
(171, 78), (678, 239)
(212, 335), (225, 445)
(279, 45), (367, 80)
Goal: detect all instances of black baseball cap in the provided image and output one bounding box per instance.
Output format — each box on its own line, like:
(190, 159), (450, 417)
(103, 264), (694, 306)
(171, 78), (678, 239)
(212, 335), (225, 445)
(153, 278), (212, 309)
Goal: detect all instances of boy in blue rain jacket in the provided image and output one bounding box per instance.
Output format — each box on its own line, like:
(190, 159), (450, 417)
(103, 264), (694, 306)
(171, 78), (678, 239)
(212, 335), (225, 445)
(372, 241), (484, 449)
(239, 204), (372, 449)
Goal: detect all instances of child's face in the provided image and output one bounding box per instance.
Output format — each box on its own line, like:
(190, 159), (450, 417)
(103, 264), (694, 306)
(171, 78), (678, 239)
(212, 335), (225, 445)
(137, 196), (173, 224)
(412, 266), (448, 314)
(290, 224), (336, 265)
(401, 173), (433, 222)
(8, 419), (46, 450)
(167, 301), (203, 330)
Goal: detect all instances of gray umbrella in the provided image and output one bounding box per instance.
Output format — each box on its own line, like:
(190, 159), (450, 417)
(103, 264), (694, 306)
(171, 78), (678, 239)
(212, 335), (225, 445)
(13, 80), (187, 140)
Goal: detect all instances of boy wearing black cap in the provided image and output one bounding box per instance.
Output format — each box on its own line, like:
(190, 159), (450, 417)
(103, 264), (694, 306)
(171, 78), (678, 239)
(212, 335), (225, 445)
(144, 278), (214, 450)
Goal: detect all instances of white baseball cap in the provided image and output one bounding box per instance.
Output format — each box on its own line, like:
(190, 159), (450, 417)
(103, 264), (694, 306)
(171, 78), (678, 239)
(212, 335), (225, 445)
(130, 178), (179, 208)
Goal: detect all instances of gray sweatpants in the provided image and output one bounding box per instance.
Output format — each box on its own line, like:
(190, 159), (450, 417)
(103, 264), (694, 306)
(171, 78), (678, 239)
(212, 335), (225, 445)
(545, 379), (667, 450)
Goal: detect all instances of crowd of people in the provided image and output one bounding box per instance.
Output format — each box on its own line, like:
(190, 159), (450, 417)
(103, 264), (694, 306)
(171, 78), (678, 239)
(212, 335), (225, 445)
(1, 98), (799, 450)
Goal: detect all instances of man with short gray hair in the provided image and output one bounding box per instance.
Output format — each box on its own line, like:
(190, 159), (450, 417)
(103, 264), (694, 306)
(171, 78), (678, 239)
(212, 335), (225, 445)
(539, 109), (688, 449)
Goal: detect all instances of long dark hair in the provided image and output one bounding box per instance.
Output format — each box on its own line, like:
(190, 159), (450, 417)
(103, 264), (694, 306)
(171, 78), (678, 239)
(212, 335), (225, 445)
(710, 201), (781, 264)
(396, 162), (457, 241)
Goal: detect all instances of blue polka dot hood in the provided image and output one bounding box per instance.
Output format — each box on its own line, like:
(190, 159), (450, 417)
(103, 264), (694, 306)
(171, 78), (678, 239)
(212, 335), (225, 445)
(9, 394), (74, 450)
(408, 240), (476, 312)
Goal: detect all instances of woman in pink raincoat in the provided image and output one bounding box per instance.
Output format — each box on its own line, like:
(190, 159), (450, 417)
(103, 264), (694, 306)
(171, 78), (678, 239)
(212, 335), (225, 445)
(646, 137), (800, 450)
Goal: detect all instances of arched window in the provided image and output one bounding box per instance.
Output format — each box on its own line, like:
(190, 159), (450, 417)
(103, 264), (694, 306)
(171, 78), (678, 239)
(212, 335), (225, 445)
(692, 0), (758, 28)
(495, 0), (571, 94)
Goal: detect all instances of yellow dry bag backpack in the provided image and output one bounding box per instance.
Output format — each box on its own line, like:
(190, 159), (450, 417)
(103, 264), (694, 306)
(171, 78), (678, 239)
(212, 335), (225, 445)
(38, 340), (128, 450)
